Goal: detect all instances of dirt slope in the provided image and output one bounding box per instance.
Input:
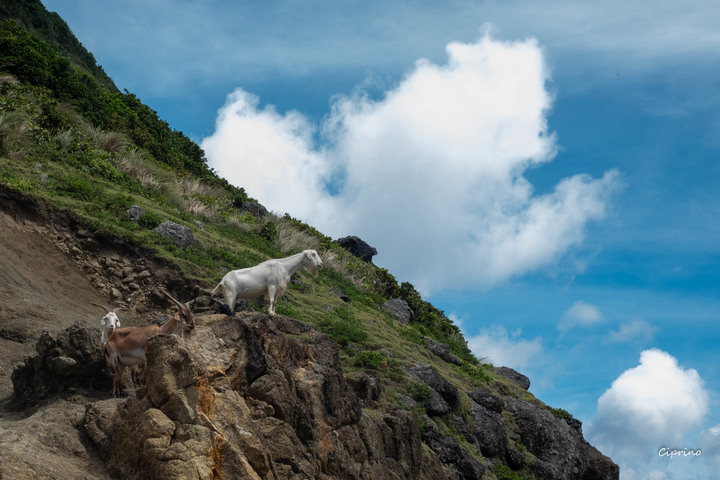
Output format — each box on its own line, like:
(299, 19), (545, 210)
(0, 208), (106, 399)
(0, 202), (113, 478)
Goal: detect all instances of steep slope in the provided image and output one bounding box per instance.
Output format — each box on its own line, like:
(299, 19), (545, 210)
(0, 142), (618, 480)
(0, 2), (619, 479)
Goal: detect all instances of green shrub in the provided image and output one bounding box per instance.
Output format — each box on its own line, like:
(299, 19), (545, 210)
(493, 464), (538, 480)
(354, 351), (388, 369)
(399, 326), (424, 344)
(103, 192), (134, 215)
(137, 210), (163, 229)
(318, 307), (367, 346)
(461, 362), (492, 384)
(274, 303), (300, 318)
(51, 172), (102, 201)
(549, 407), (574, 423)
(260, 221), (277, 242)
(406, 381), (433, 404)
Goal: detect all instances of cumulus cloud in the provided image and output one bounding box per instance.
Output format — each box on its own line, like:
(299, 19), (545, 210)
(201, 89), (336, 226)
(607, 318), (658, 344)
(203, 34), (620, 292)
(465, 325), (542, 370)
(559, 300), (605, 331)
(588, 349), (709, 462)
(700, 424), (720, 477)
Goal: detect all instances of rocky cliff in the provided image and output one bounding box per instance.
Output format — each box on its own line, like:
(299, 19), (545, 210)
(0, 4), (619, 473)
(7, 309), (618, 479)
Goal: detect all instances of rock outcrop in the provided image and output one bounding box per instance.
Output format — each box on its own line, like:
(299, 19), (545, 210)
(4, 310), (620, 480)
(382, 297), (413, 325)
(240, 200), (269, 219)
(153, 221), (195, 249)
(49, 312), (616, 480)
(335, 236), (378, 263)
(11, 322), (109, 407)
(83, 313), (450, 479)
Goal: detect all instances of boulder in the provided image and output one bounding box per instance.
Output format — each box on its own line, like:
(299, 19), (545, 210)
(507, 398), (594, 480)
(468, 400), (507, 458)
(11, 322), (108, 407)
(153, 221), (195, 249)
(408, 363), (460, 413)
(495, 366), (531, 390)
(422, 427), (486, 479)
(335, 235), (378, 263)
(127, 205), (144, 221)
(424, 337), (461, 365)
(382, 298), (413, 325)
(240, 200), (268, 219)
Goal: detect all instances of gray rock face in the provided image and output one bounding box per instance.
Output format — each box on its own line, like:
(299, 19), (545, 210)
(240, 200), (269, 218)
(11, 322), (108, 406)
(153, 221), (195, 249)
(495, 366), (531, 390)
(335, 235), (378, 263)
(424, 337), (462, 365)
(382, 298), (413, 325)
(82, 314), (445, 480)
(469, 400), (507, 458)
(11, 314), (618, 480)
(127, 205), (144, 221)
(408, 363), (460, 414)
(423, 427), (486, 479)
(468, 386), (504, 413)
(507, 398), (592, 480)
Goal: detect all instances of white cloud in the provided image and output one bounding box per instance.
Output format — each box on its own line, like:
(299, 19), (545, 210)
(201, 89), (335, 225)
(559, 300), (605, 331)
(203, 34), (620, 292)
(588, 349), (709, 464)
(699, 424), (720, 478)
(607, 318), (658, 344)
(465, 325), (542, 370)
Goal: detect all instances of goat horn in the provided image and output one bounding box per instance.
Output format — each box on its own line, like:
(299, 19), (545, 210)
(91, 302), (112, 314)
(161, 290), (190, 311)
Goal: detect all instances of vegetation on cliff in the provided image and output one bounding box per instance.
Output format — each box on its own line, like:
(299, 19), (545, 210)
(0, 2), (618, 479)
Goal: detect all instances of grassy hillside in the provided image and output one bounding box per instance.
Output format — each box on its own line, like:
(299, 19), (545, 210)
(0, 5), (602, 478)
(0, 4), (491, 385)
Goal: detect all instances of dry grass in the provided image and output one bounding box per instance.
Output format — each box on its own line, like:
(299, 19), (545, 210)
(224, 213), (255, 233)
(83, 124), (128, 152)
(0, 110), (31, 155)
(172, 178), (230, 220)
(0, 74), (18, 87)
(56, 129), (75, 150)
(273, 216), (320, 254)
(177, 178), (217, 197)
(114, 146), (169, 193)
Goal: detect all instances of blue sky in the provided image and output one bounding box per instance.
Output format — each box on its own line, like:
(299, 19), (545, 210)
(42, 1), (720, 478)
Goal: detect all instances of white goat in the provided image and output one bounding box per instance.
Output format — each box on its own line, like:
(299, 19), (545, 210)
(211, 249), (323, 316)
(91, 303), (124, 345)
(104, 291), (194, 396)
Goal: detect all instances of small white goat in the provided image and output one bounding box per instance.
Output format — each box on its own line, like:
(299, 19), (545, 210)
(92, 303), (124, 345)
(211, 249), (323, 316)
(104, 291), (194, 396)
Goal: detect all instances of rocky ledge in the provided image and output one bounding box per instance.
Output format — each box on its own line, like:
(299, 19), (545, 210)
(8, 312), (618, 480)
